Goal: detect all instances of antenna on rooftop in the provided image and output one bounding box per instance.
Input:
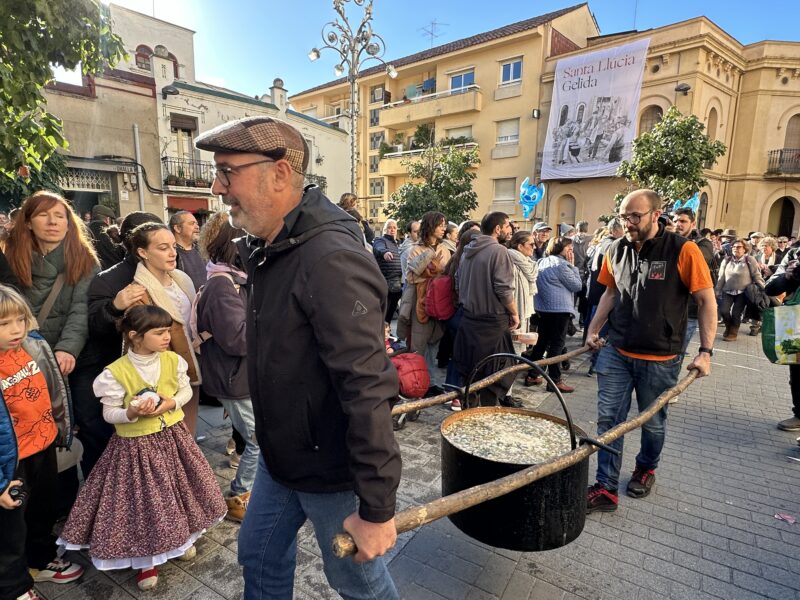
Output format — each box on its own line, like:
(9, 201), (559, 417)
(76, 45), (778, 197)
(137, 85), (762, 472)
(420, 19), (449, 48)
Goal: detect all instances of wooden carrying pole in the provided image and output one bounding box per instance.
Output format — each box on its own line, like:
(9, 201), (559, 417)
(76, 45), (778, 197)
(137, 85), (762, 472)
(392, 345), (594, 416)
(333, 369), (699, 558)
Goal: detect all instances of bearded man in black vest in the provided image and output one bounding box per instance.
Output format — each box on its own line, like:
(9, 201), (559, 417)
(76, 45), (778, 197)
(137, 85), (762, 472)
(585, 189), (716, 513)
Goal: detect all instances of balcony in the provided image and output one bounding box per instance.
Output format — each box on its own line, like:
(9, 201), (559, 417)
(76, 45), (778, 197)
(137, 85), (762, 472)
(162, 157), (214, 190)
(766, 148), (800, 177)
(379, 86), (482, 130)
(379, 143), (479, 177)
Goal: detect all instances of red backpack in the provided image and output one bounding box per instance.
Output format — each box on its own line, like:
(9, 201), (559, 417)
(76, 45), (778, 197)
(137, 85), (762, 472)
(390, 352), (430, 399)
(425, 274), (456, 321)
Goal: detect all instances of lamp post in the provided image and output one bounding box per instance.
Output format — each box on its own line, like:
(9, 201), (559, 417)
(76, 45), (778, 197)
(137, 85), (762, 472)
(309, 0), (398, 197)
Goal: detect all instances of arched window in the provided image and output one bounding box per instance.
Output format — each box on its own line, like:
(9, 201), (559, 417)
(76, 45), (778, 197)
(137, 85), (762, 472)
(576, 104), (586, 124)
(135, 45), (152, 71)
(785, 114), (800, 149)
(639, 105), (663, 134)
(167, 52), (180, 79)
(559, 105), (569, 126)
(707, 108), (718, 141)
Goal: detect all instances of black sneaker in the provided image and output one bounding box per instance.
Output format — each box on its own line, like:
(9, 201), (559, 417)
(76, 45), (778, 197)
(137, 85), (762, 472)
(587, 483), (618, 513)
(500, 395), (523, 408)
(627, 467), (656, 498)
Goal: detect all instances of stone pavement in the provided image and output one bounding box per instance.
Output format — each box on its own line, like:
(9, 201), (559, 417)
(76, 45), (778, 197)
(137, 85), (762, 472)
(35, 325), (800, 599)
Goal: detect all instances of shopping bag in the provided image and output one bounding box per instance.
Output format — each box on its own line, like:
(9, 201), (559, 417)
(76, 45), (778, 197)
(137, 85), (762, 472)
(762, 287), (800, 364)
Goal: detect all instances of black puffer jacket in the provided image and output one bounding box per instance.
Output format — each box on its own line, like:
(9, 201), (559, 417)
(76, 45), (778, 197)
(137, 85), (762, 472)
(372, 235), (402, 284)
(246, 186), (401, 523)
(86, 253), (138, 366)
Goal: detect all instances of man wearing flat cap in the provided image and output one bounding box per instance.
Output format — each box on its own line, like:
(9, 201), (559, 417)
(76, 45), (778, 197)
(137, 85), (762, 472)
(196, 116), (401, 599)
(87, 204), (124, 270)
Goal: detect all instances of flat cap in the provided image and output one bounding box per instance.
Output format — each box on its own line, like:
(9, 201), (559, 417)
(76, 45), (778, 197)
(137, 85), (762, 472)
(749, 231), (765, 239)
(533, 222), (552, 232)
(91, 204), (116, 220)
(195, 116), (309, 174)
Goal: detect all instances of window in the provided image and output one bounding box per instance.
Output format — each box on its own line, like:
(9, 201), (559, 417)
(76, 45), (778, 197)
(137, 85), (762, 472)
(493, 178), (517, 201)
(559, 105), (569, 126)
(370, 84), (385, 104)
(639, 105), (663, 134)
(784, 114), (800, 149)
(369, 131), (385, 151)
(576, 103), (586, 124)
(369, 178), (385, 196)
(450, 70), (475, 92)
(445, 126), (473, 140)
(369, 155), (379, 173)
(496, 119), (520, 144)
(500, 59), (522, 84)
(369, 200), (381, 218)
(171, 127), (195, 159)
(135, 45), (152, 70)
(369, 108), (380, 127)
(707, 107), (718, 141)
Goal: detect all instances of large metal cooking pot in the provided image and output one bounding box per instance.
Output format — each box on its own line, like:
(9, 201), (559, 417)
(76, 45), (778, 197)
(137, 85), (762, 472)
(440, 352), (613, 552)
(441, 406), (588, 551)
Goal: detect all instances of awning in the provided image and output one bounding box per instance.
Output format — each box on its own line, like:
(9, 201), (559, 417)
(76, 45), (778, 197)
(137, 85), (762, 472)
(167, 196), (209, 212)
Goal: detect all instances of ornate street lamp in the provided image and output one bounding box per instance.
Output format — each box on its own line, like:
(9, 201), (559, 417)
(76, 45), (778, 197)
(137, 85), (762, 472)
(310, 0), (398, 196)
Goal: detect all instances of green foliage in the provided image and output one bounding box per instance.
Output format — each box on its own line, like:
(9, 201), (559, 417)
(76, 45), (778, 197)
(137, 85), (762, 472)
(0, 0), (126, 178)
(616, 106), (727, 208)
(0, 152), (66, 210)
(439, 136), (476, 147)
(385, 145), (479, 227)
(411, 123), (434, 149)
(378, 141), (395, 159)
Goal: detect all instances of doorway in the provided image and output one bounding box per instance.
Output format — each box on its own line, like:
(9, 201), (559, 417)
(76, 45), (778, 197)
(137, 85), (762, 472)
(767, 196), (798, 237)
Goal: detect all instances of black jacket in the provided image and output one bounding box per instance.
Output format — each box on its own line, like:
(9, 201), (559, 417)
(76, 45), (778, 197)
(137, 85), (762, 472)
(195, 269), (249, 399)
(88, 220), (125, 271)
(687, 238), (717, 319)
(86, 253), (138, 366)
(246, 186), (401, 523)
(372, 235), (402, 284)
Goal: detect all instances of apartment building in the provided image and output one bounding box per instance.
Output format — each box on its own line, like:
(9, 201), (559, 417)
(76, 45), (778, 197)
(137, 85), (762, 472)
(290, 4), (598, 225)
(291, 3), (800, 234)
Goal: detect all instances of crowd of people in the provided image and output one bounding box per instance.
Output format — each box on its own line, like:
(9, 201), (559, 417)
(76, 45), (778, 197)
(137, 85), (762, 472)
(0, 114), (798, 600)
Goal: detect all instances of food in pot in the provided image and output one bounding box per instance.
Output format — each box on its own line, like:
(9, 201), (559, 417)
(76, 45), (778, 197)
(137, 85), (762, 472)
(442, 412), (571, 464)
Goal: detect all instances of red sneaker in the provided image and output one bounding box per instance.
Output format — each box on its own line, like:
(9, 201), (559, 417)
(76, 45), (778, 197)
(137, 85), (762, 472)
(30, 558), (84, 584)
(587, 483), (618, 513)
(137, 567), (159, 591)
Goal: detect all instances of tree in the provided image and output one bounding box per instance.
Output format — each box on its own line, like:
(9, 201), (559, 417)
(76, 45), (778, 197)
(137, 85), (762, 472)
(616, 106), (727, 208)
(385, 144), (480, 227)
(0, 152), (66, 210)
(0, 0), (125, 179)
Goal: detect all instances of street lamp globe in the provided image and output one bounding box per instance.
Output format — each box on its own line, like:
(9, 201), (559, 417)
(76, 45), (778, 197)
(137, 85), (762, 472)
(308, 48), (321, 61)
(334, 63), (345, 77)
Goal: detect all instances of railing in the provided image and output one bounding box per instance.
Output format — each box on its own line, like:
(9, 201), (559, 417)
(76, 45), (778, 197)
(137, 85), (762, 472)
(766, 148), (800, 174)
(382, 84), (481, 110)
(382, 142), (478, 160)
(162, 156), (214, 187)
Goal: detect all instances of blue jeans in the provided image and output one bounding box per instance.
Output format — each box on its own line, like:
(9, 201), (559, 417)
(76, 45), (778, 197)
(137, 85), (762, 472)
(444, 306), (464, 388)
(219, 398), (259, 496)
(239, 455), (399, 600)
(594, 346), (681, 490)
(680, 317), (699, 357)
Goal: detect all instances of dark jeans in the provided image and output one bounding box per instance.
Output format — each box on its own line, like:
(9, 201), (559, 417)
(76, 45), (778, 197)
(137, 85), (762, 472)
(719, 293), (748, 329)
(68, 362), (113, 477)
(0, 444), (59, 599)
(385, 290), (402, 325)
(790, 365), (800, 419)
(444, 306), (464, 388)
(529, 312), (572, 383)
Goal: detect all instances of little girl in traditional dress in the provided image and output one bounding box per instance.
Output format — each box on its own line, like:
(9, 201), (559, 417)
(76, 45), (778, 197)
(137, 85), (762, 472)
(57, 305), (226, 591)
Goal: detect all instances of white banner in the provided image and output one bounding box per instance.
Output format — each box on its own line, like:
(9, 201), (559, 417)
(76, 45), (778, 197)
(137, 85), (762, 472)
(541, 38), (650, 180)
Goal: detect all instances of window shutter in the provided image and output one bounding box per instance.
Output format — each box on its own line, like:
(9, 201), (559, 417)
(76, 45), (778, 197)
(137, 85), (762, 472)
(170, 113), (198, 131)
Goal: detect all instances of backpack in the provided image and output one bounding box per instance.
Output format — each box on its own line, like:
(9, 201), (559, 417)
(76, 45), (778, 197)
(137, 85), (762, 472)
(390, 352), (430, 399)
(189, 272), (239, 354)
(425, 274), (456, 321)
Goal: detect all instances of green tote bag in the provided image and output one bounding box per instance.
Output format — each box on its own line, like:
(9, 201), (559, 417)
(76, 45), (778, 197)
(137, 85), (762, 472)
(762, 287), (800, 364)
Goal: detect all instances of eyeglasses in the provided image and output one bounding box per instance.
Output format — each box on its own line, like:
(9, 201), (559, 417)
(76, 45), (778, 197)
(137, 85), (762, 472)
(618, 210), (653, 225)
(214, 158), (275, 187)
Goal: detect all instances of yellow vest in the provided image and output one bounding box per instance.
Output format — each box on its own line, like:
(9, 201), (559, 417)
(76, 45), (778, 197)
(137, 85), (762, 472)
(106, 352), (184, 438)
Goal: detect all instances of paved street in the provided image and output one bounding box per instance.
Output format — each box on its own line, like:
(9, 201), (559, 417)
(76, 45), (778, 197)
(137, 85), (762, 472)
(36, 326), (800, 600)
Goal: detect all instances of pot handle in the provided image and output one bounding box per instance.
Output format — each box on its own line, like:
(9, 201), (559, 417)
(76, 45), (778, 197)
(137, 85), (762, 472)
(462, 352), (579, 451)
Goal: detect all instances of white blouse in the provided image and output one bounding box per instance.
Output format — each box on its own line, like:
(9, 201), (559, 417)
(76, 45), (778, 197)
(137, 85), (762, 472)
(94, 350), (192, 424)
(163, 280), (192, 326)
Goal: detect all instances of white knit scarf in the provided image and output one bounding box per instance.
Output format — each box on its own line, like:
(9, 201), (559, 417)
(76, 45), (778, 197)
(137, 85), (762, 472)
(133, 262), (196, 324)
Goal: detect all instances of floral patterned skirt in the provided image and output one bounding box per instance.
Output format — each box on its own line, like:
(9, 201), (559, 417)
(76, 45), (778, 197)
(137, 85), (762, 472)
(58, 421), (227, 570)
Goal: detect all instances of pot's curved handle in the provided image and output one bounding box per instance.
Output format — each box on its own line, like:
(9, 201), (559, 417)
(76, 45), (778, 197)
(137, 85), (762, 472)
(462, 352), (578, 451)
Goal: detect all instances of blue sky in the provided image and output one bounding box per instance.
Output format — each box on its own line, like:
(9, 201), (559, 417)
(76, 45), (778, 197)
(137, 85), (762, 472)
(109, 0), (800, 98)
